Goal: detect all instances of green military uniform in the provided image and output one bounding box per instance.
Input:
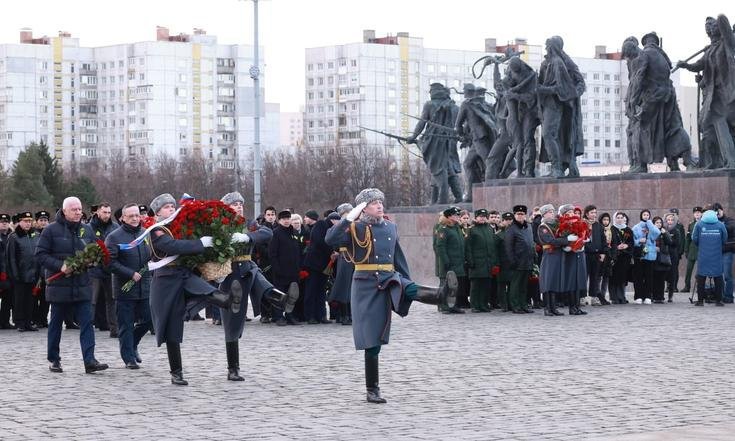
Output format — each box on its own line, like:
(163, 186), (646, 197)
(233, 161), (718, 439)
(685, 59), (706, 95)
(683, 218), (699, 292)
(465, 213), (500, 312)
(435, 207), (466, 313)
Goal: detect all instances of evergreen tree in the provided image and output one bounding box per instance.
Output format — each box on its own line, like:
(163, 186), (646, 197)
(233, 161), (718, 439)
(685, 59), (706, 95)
(8, 142), (54, 209)
(37, 142), (66, 208)
(65, 176), (98, 209)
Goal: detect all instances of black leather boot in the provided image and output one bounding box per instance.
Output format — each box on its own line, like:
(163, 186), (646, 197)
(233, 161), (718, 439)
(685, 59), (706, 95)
(341, 303), (352, 325)
(264, 283), (299, 314)
(226, 341), (244, 381)
(166, 342), (188, 386)
(550, 293), (564, 316)
(365, 354), (386, 404)
(544, 293), (554, 316)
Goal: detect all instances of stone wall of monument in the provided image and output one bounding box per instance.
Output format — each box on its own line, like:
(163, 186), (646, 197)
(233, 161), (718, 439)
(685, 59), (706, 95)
(390, 171), (735, 285)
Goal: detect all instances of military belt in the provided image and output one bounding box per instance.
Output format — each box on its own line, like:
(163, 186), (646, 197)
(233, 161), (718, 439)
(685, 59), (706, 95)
(354, 264), (395, 272)
(338, 247), (348, 252)
(233, 255), (252, 262)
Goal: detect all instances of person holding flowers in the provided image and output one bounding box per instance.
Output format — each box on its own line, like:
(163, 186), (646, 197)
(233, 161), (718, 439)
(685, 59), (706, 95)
(146, 193), (246, 386)
(557, 204), (589, 315)
(105, 203), (153, 370)
(35, 197), (109, 374)
(219, 192), (297, 382)
(536, 204), (570, 316)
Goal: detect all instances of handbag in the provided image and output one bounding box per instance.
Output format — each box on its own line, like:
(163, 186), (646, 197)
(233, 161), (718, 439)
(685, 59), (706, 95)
(656, 251), (672, 267)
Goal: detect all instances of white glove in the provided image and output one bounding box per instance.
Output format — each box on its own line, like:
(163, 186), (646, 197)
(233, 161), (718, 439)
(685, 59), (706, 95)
(346, 202), (367, 222)
(567, 234), (578, 242)
(200, 236), (214, 247)
(231, 232), (250, 244)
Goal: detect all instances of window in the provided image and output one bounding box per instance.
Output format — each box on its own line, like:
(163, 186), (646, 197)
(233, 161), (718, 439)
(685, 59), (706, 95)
(594, 139), (600, 147)
(139, 73), (145, 81)
(328, 62), (334, 69)
(594, 86), (600, 93)
(350, 60), (357, 67)
(605, 140), (611, 147)
(604, 74), (610, 81)
(176, 88), (188, 97)
(307, 92), (314, 100)
(307, 78), (314, 86)
(594, 152), (600, 159)
(593, 73), (600, 80)
(178, 118), (187, 127)
(317, 63), (323, 70)
(614, 74), (620, 81)
(318, 77), (324, 86)
(615, 140), (621, 148)
(307, 64), (313, 71)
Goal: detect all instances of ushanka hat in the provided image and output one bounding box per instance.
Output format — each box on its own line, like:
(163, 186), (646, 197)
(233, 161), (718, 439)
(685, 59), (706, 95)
(539, 204), (555, 217)
(336, 203), (354, 217)
(355, 188), (385, 206)
(150, 193), (176, 215)
(221, 191), (245, 205)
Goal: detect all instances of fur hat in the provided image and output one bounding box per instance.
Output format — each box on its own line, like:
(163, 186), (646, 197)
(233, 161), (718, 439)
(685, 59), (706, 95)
(221, 191), (245, 206)
(558, 204), (575, 216)
(150, 193), (176, 215)
(355, 188), (385, 206)
(336, 203), (354, 217)
(539, 204), (555, 217)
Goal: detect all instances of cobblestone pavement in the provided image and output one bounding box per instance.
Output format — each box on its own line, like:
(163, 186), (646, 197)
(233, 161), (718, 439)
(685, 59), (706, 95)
(1, 295), (733, 440)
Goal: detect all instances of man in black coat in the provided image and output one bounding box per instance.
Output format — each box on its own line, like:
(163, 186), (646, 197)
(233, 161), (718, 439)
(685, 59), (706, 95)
(0, 213), (13, 329)
(105, 203), (152, 370)
(255, 206), (278, 323)
(89, 203), (119, 336)
(5, 211), (41, 332)
(35, 197), (108, 374)
(504, 205), (536, 313)
(303, 213), (339, 324)
(584, 205), (610, 305)
(268, 210), (302, 326)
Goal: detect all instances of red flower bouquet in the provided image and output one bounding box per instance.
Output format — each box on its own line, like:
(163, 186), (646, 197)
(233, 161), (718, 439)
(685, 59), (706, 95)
(46, 240), (111, 283)
(557, 214), (588, 252)
(166, 200), (243, 279)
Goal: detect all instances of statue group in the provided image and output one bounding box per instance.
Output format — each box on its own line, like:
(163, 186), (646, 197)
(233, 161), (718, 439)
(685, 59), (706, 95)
(403, 14), (735, 205)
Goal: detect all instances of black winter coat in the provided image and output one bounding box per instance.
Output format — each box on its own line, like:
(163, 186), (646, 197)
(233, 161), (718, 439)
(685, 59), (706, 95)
(504, 220), (536, 270)
(35, 211), (96, 303)
(105, 222), (152, 300)
(268, 225), (302, 285)
(303, 219), (333, 272)
(5, 225), (41, 284)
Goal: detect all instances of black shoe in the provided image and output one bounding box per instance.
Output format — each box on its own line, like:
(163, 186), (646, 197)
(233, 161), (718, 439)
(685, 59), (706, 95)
(65, 323), (80, 330)
(512, 309), (525, 314)
(228, 367), (244, 381)
(716, 301), (725, 306)
(26, 325), (39, 332)
(307, 319), (319, 324)
(695, 301), (704, 306)
(319, 318), (332, 324)
(171, 370), (188, 385)
(109, 330), (118, 338)
(49, 360), (63, 373)
(125, 361), (140, 370)
(134, 349), (142, 363)
(448, 307), (465, 314)
(544, 309), (555, 316)
(523, 308), (534, 313)
(341, 317), (352, 325)
(17, 327), (27, 333)
(212, 319), (222, 326)
(572, 308), (588, 315)
(471, 308), (484, 313)
(244, 316), (252, 322)
(286, 316), (300, 325)
(682, 286), (691, 293)
(260, 316), (271, 324)
(85, 360), (109, 374)
(275, 318), (287, 326)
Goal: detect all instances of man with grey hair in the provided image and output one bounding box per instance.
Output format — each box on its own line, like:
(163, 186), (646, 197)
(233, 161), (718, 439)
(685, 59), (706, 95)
(36, 196), (109, 374)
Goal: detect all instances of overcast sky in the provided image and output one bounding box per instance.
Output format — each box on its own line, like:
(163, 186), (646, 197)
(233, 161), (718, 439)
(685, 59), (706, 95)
(1, 0), (732, 111)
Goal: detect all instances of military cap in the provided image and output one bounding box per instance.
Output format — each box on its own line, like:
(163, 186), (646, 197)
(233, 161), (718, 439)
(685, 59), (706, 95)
(336, 203), (354, 217)
(277, 210), (292, 220)
(692, 206), (703, 213)
(443, 206), (462, 217)
(474, 209), (489, 218)
(138, 204), (148, 214)
(221, 191), (245, 206)
(150, 193), (176, 215)
(355, 188), (385, 206)
(0, 214), (11, 222)
(669, 208), (679, 215)
(35, 210), (50, 220)
(304, 210), (319, 221)
(16, 211), (33, 221)
(501, 212), (514, 221)
(512, 204), (528, 214)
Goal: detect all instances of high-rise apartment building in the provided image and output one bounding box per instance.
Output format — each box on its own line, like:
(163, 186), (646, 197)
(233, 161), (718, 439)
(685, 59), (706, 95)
(0, 27), (278, 171)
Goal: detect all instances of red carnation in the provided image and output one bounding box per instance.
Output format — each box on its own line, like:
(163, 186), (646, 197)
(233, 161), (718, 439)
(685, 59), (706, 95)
(96, 240), (111, 265)
(222, 217), (230, 225)
(299, 270), (309, 280)
(0, 272), (7, 282)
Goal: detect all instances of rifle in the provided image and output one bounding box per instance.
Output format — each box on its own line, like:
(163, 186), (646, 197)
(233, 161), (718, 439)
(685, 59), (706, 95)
(358, 126), (425, 160)
(671, 46), (706, 73)
(401, 113), (458, 136)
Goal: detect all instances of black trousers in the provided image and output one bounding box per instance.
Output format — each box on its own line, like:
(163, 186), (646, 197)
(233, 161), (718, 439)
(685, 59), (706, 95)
(13, 282), (35, 328)
(0, 287), (13, 325)
(586, 254), (602, 298)
(652, 270), (668, 301)
(697, 275), (723, 302)
(633, 259), (654, 300)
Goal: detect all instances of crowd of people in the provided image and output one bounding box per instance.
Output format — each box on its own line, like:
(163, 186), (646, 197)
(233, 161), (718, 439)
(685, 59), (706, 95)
(432, 203), (735, 317)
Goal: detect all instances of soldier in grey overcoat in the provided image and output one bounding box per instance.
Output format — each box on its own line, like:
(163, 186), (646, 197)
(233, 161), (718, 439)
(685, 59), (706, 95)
(536, 204), (570, 316)
(218, 192), (298, 382)
(326, 188), (421, 404)
(147, 193), (246, 386)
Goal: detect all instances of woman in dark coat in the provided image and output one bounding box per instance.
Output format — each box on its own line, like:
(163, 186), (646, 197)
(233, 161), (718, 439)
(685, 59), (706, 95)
(651, 216), (673, 303)
(558, 204), (588, 315)
(609, 212), (634, 304)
